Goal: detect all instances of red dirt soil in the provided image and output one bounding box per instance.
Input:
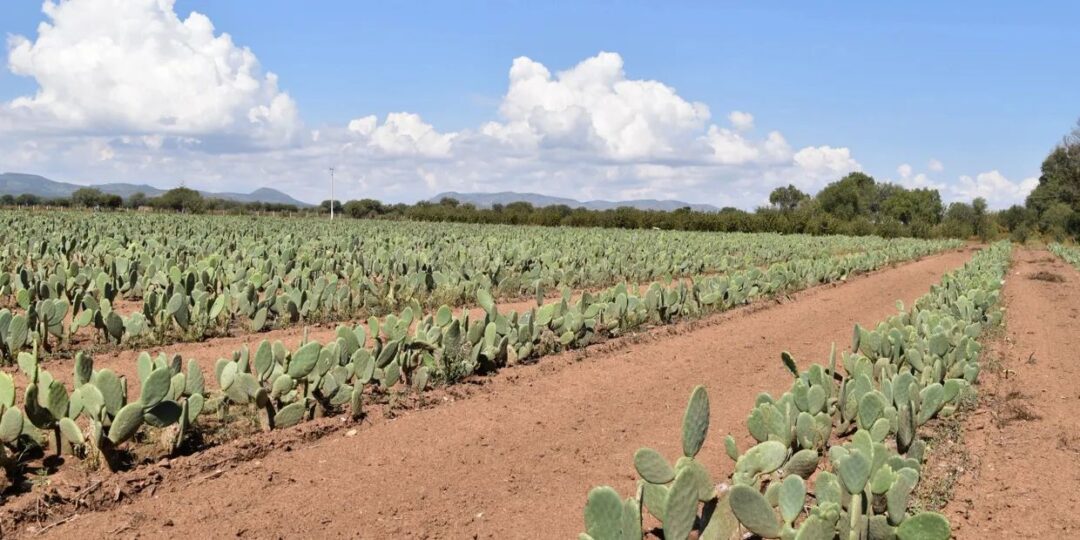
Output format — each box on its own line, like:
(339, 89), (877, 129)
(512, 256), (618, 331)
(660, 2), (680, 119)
(13, 249), (974, 539)
(945, 249), (1080, 538)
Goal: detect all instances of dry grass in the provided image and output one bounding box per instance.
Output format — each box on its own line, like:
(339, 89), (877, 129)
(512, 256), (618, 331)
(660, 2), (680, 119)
(992, 389), (1042, 428)
(1029, 271), (1065, 282)
(913, 413), (971, 513)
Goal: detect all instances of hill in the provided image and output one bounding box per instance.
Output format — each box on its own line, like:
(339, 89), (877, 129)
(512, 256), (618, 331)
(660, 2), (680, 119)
(0, 173), (312, 207)
(428, 191), (719, 212)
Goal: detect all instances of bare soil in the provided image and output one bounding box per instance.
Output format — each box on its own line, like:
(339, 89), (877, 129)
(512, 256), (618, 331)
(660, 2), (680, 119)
(3, 249), (974, 539)
(945, 250), (1080, 538)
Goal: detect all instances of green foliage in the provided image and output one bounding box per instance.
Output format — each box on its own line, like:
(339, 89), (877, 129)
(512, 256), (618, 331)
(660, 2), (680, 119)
(882, 188), (943, 226)
(153, 187), (205, 213)
(1027, 130), (1080, 217)
(581, 486), (640, 540)
(817, 172), (879, 221)
(769, 184), (809, 211)
(1050, 243), (1080, 273)
(681, 385), (709, 458)
(379, 175), (981, 238)
(72, 188), (108, 208)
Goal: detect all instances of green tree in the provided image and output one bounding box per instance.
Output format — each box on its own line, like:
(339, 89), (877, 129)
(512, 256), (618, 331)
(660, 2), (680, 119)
(941, 202), (976, 238)
(320, 200), (344, 214)
(1040, 202), (1075, 241)
(768, 184), (809, 211)
(71, 187), (106, 208)
(972, 197), (994, 241)
(154, 187), (205, 213)
(15, 194), (41, 206)
(997, 204), (1034, 231)
(817, 172), (877, 220)
(126, 192), (148, 209)
(1026, 120), (1080, 215)
(881, 188), (943, 226)
(343, 198), (385, 219)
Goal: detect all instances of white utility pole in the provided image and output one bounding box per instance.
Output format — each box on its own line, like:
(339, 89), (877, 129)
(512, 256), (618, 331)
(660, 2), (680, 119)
(328, 166), (335, 220)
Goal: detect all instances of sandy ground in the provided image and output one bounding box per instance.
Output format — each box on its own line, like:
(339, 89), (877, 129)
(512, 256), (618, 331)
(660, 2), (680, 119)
(945, 249), (1080, 538)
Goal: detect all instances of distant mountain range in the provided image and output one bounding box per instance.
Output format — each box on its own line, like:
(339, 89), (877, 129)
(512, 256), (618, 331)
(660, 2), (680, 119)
(1, 174), (719, 212)
(429, 191), (720, 212)
(0, 173), (312, 207)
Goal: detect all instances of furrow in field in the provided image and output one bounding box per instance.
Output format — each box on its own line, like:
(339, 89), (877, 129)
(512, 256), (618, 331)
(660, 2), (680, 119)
(21, 248), (975, 539)
(943, 250), (1080, 538)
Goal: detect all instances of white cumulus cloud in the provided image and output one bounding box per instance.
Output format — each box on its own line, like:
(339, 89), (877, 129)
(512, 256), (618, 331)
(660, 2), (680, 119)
(347, 113), (455, 157)
(793, 146), (860, 175)
(889, 163), (945, 191)
(728, 110), (754, 131)
(952, 170), (1038, 209)
(4, 0), (300, 147)
(489, 52), (710, 159)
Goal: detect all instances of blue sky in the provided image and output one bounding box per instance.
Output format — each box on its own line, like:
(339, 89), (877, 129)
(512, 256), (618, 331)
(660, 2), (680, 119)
(0, 1), (1076, 207)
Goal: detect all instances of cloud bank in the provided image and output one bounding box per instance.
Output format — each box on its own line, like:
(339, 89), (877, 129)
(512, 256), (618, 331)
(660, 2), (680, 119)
(0, 0), (1033, 209)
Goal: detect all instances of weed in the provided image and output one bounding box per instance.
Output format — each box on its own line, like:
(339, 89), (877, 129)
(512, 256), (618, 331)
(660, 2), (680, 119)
(1029, 271), (1064, 282)
(912, 413), (971, 514)
(1058, 433), (1080, 454)
(993, 389), (1043, 428)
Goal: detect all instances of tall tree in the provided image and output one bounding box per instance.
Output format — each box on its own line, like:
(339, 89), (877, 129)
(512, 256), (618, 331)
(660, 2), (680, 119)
(768, 184), (809, 211)
(881, 188), (943, 225)
(155, 187), (205, 213)
(1026, 119), (1080, 215)
(817, 172), (877, 220)
(71, 187), (105, 208)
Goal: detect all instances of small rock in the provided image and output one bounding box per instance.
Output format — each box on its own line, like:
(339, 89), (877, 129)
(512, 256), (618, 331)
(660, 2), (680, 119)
(346, 429), (358, 437)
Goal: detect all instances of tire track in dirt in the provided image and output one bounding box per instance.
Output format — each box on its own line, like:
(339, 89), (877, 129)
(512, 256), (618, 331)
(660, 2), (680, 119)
(944, 249), (1080, 538)
(18, 248), (976, 539)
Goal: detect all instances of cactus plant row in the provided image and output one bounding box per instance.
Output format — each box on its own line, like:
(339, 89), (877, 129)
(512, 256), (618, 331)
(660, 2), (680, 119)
(0, 343), (206, 475)
(579, 241), (1011, 540)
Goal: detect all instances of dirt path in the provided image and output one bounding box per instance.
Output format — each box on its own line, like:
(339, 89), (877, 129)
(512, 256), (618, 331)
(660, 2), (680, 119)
(945, 249), (1080, 538)
(20, 249), (973, 539)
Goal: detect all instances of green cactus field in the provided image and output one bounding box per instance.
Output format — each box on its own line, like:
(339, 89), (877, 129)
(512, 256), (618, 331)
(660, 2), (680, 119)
(0, 212), (1074, 538)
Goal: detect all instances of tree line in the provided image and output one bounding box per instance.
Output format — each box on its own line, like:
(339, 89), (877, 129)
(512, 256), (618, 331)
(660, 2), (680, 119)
(6, 120), (1079, 241)
(378, 121), (1080, 242)
(2, 186), (302, 214)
